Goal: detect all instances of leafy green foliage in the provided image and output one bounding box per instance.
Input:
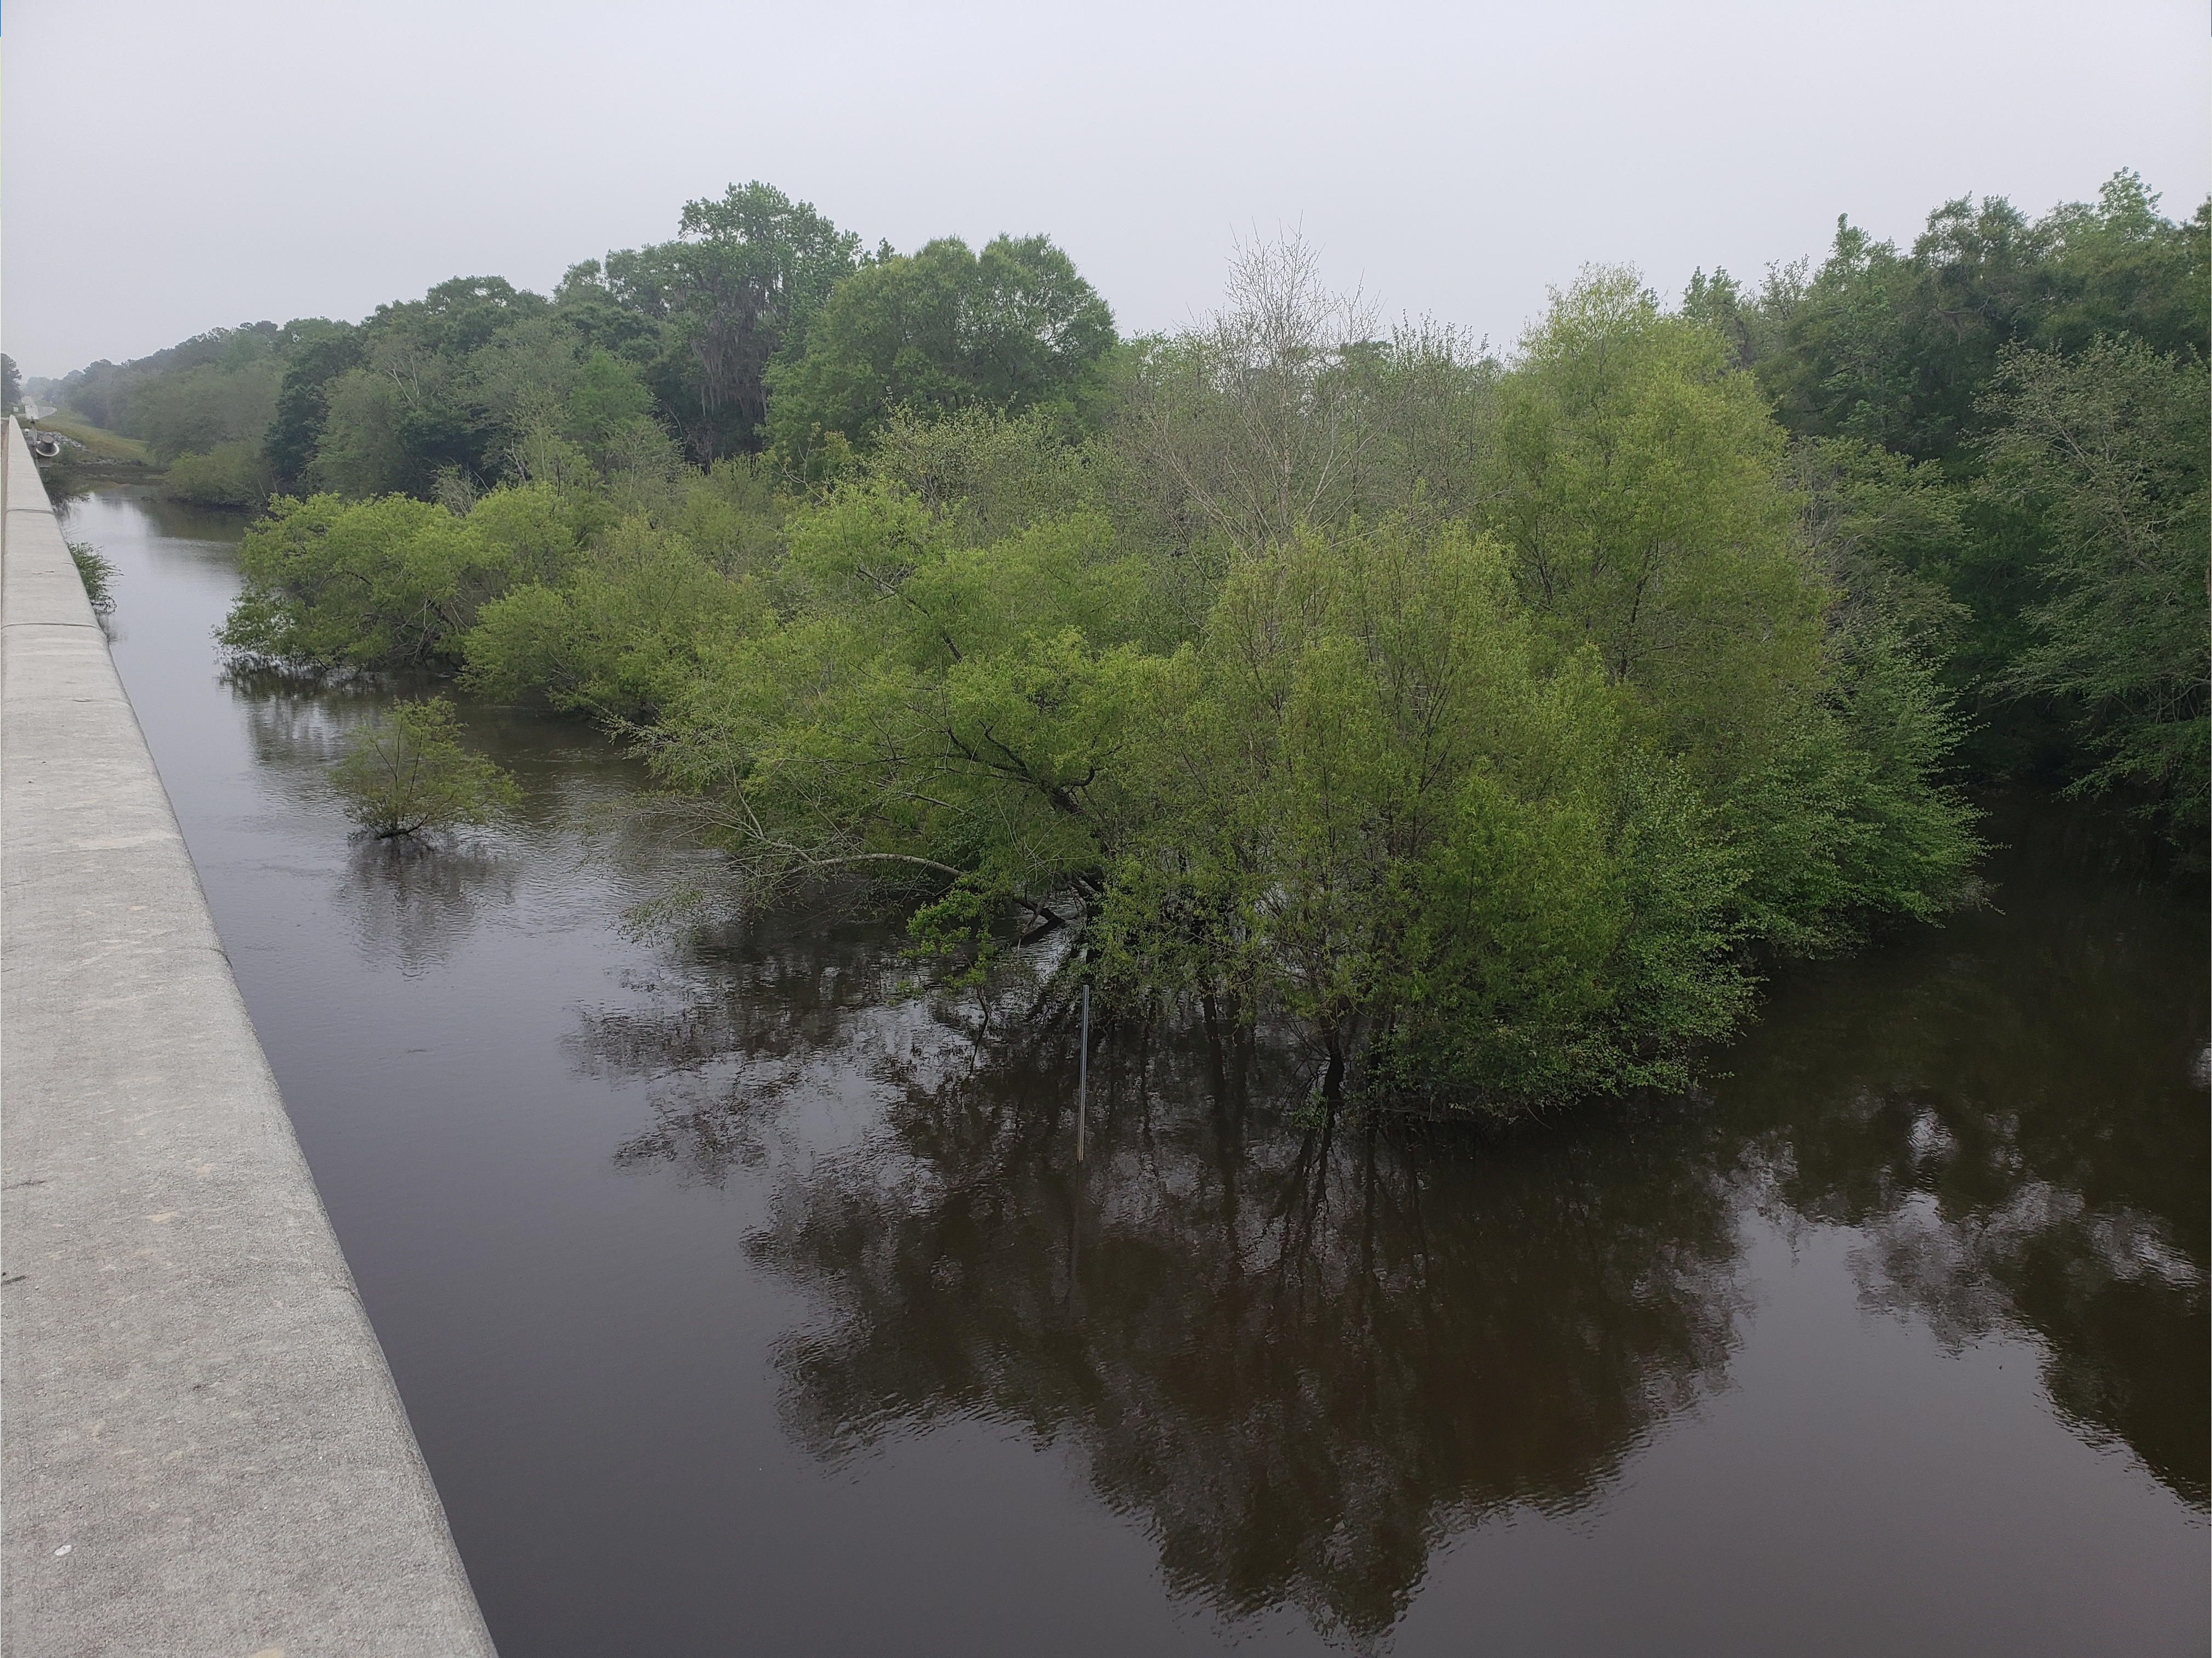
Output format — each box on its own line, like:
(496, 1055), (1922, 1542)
(163, 440), (275, 508)
(220, 484), (580, 671)
(219, 241), (2003, 1118)
(202, 184), (2212, 1120)
(1695, 173), (2206, 468)
(50, 184), (1118, 521)
(1477, 274), (1980, 952)
(264, 323), (363, 486)
(462, 516), (768, 720)
(1686, 169), (2208, 843)
(133, 354), (282, 464)
(764, 235), (1116, 470)
(54, 323), (300, 500)
(328, 697), (520, 838)
(1478, 273), (1822, 758)
(593, 181), (861, 464)
(67, 541), (116, 615)
(1980, 338), (2209, 841)
(56, 323), (282, 436)
(1098, 518), (1754, 1112)
(303, 277), (558, 496)
(650, 481), (1146, 916)
(617, 258), (1976, 1116)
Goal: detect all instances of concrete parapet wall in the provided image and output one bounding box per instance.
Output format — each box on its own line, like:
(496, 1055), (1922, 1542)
(1, 423), (497, 1657)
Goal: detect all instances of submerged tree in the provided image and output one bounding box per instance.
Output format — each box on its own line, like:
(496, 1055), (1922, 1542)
(330, 697), (520, 838)
(207, 198), (2026, 1121)
(622, 264), (1983, 1117)
(222, 484), (582, 673)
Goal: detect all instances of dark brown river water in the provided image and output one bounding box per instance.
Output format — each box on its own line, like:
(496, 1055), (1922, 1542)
(67, 487), (2209, 1656)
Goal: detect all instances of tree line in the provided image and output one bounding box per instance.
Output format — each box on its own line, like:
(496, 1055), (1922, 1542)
(45, 182), (1113, 507)
(49, 173), (2202, 1116)
(1682, 169), (2207, 831)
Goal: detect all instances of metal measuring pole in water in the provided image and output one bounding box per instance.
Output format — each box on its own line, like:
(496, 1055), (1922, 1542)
(1076, 983), (1090, 1163)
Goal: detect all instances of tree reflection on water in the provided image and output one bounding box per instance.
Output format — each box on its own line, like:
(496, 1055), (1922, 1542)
(1718, 797), (2209, 1509)
(581, 950), (1748, 1639)
(757, 1044), (1746, 1642)
(575, 797), (2207, 1639)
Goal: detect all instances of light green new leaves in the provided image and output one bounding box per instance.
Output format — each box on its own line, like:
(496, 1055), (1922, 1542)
(653, 484), (1149, 915)
(1483, 272), (1980, 952)
(462, 518), (767, 720)
(1483, 270), (1827, 778)
(1097, 515), (1753, 1112)
(221, 484), (579, 671)
(329, 697), (521, 838)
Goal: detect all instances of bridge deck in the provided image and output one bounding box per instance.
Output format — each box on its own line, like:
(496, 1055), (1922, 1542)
(0, 422), (496, 1657)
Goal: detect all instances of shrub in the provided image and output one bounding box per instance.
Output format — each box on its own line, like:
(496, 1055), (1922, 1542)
(328, 697), (521, 838)
(164, 440), (275, 509)
(67, 541), (116, 614)
(220, 485), (580, 671)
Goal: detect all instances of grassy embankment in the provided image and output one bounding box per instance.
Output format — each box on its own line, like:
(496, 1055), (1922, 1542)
(24, 413), (165, 492)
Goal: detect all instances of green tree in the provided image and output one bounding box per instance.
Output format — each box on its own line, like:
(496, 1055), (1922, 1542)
(1480, 271), (1824, 769)
(1479, 271), (1980, 951)
(57, 323), (283, 439)
(599, 181), (861, 463)
(220, 484), (580, 671)
(2029, 172), (2211, 361)
(1702, 172), (2208, 802)
(1706, 173), (2205, 468)
(651, 481), (1146, 913)
(330, 697), (521, 838)
(264, 322), (364, 487)
(1982, 338), (2210, 842)
(174, 191), (2055, 1122)
(164, 440), (275, 508)
(463, 321), (678, 504)
(304, 278), (554, 495)
(1099, 515), (1752, 1108)
(308, 369), (419, 497)
(765, 234), (1116, 469)
(462, 516), (769, 721)
(131, 338), (283, 463)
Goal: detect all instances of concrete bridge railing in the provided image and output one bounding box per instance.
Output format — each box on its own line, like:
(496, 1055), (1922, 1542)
(1, 420), (497, 1657)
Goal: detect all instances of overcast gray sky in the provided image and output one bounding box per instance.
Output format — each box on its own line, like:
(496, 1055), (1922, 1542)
(3, 0), (2205, 378)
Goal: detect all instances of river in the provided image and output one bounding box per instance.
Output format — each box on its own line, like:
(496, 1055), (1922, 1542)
(62, 486), (2210, 1656)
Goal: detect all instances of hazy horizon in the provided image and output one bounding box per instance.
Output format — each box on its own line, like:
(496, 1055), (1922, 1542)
(4, 0), (2205, 381)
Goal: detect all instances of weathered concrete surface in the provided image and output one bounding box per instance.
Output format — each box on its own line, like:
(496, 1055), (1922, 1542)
(1, 422), (497, 1657)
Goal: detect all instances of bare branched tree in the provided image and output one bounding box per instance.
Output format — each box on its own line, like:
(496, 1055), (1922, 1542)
(1122, 231), (1387, 564)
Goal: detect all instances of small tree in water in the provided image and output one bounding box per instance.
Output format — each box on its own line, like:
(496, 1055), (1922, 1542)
(331, 697), (520, 838)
